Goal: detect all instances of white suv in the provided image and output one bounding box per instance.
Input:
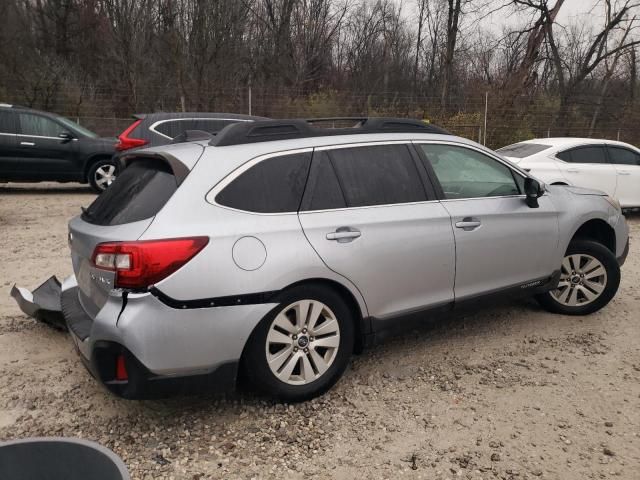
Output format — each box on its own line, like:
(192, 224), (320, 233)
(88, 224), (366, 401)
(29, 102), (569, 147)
(498, 138), (640, 209)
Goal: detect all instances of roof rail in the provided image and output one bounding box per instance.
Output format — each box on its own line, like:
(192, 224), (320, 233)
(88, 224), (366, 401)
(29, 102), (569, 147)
(209, 117), (449, 147)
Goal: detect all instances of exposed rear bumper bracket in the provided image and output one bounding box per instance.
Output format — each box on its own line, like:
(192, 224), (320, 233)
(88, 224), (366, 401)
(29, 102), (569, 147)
(10, 276), (67, 331)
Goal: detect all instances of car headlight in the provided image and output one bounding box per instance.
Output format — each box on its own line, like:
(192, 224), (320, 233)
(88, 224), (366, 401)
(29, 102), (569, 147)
(605, 195), (621, 212)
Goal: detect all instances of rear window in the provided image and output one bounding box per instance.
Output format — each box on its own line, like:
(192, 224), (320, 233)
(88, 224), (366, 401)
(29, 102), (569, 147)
(497, 143), (551, 158)
(82, 159), (177, 226)
(215, 152), (312, 213)
(154, 119), (243, 138)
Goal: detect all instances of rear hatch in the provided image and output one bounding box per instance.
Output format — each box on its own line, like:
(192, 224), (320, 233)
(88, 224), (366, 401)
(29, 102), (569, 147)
(69, 149), (200, 318)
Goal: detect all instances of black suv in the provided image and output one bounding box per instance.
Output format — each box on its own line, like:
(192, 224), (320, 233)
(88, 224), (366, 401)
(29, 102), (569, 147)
(0, 104), (117, 191)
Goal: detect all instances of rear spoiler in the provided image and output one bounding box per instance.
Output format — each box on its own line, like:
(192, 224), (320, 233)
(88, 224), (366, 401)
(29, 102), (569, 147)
(116, 151), (191, 186)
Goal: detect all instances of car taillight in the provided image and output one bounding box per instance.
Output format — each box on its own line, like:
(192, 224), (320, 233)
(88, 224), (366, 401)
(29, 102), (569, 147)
(92, 237), (209, 289)
(116, 119), (148, 151)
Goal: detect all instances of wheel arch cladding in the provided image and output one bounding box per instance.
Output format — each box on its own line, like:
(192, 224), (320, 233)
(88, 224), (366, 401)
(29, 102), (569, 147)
(572, 219), (616, 254)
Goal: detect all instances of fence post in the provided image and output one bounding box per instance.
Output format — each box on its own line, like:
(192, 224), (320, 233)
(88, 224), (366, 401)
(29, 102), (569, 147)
(483, 91), (488, 146)
(617, 129), (620, 141)
(248, 86), (252, 116)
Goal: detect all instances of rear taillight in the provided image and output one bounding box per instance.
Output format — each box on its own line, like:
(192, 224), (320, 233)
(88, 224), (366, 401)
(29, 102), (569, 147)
(116, 119), (148, 151)
(92, 237), (209, 289)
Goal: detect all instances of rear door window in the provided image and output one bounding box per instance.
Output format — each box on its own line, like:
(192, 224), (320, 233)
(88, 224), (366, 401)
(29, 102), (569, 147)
(323, 144), (427, 208)
(300, 151), (347, 211)
(215, 152), (312, 213)
(608, 146), (640, 166)
(17, 113), (64, 137)
(0, 111), (16, 134)
(557, 146), (607, 164)
(82, 159), (177, 226)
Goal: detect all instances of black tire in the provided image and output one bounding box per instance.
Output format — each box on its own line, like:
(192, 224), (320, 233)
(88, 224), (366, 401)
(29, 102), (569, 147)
(87, 158), (119, 192)
(242, 285), (355, 402)
(536, 239), (620, 315)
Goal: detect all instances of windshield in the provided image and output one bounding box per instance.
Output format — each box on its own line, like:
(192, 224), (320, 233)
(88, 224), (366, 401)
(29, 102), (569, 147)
(56, 116), (99, 138)
(497, 142), (551, 158)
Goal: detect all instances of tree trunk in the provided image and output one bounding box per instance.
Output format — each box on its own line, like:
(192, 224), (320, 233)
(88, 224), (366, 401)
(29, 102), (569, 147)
(440, 0), (461, 110)
(556, 95), (572, 136)
(630, 47), (637, 100)
(413, 0), (426, 96)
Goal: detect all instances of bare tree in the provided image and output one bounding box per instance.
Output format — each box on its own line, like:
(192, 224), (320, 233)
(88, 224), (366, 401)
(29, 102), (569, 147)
(589, 13), (636, 134)
(441, 0), (463, 109)
(546, 0), (640, 133)
(505, 0), (565, 96)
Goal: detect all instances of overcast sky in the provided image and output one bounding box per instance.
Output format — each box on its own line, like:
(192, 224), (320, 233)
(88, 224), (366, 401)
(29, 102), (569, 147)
(481, 0), (608, 31)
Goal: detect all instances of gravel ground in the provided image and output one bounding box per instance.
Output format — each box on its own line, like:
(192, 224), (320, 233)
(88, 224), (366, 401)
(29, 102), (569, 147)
(1, 182), (639, 480)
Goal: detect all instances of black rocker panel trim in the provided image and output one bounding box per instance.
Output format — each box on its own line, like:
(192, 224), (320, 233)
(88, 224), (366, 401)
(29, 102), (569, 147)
(150, 287), (280, 309)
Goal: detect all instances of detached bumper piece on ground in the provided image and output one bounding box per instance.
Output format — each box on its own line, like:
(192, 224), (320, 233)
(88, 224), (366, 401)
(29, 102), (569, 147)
(11, 276), (66, 331)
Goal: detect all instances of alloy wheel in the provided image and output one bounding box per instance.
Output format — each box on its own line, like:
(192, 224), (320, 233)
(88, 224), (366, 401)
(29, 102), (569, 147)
(94, 164), (117, 190)
(551, 254), (608, 307)
(265, 299), (341, 386)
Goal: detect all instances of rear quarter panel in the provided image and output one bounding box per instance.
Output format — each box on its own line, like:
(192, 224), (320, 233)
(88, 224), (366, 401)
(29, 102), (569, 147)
(139, 145), (369, 316)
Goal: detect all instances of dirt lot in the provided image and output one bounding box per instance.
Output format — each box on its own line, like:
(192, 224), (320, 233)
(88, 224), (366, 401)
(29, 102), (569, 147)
(1, 183), (639, 480)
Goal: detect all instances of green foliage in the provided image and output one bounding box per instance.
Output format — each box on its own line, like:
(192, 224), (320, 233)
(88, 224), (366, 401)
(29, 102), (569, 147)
(286, 91), (345, 118)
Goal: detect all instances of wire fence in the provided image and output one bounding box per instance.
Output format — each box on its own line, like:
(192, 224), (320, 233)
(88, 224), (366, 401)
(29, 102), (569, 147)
(4, 85), (639, 148)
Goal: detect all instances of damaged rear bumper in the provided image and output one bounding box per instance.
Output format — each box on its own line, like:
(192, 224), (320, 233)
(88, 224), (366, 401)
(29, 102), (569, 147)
(10, 276), (66, 331)
(12, 274), (271, 399)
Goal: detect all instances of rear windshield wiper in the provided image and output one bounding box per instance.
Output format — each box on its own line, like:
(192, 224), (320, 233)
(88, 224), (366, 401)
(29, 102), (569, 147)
(80, 206), (95, 221)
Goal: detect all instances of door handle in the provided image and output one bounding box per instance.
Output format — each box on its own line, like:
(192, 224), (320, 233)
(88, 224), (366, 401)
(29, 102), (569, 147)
(455, 218), (481, 231)
(618, 171), (631, 175)
(566, 168), (580, 173)
(20, 141), (35, 146)
(326, 228), (361, 242)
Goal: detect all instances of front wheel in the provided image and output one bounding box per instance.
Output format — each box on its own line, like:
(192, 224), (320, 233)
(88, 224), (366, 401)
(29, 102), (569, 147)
(88, 159), (119, 192)
(242, 285), (354, 402)
(536, 240), (620, 315)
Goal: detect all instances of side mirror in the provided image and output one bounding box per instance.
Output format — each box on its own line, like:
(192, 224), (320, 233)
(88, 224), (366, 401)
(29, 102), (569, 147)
(524, 177), (543, 208)
(59, 132), (75, 142)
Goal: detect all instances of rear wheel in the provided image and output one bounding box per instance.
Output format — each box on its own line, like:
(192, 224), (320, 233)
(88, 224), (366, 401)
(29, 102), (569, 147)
(243, 285), (354, 401)
(536, 240), (620, 315)
(88, 159), (119, 192)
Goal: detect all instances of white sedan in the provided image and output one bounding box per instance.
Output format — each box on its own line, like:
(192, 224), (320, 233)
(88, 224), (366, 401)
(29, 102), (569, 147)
(497, 138), (640, 209)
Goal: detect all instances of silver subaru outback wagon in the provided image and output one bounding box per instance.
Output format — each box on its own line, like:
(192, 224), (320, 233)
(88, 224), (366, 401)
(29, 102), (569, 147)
(53, 118), (629, 400)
